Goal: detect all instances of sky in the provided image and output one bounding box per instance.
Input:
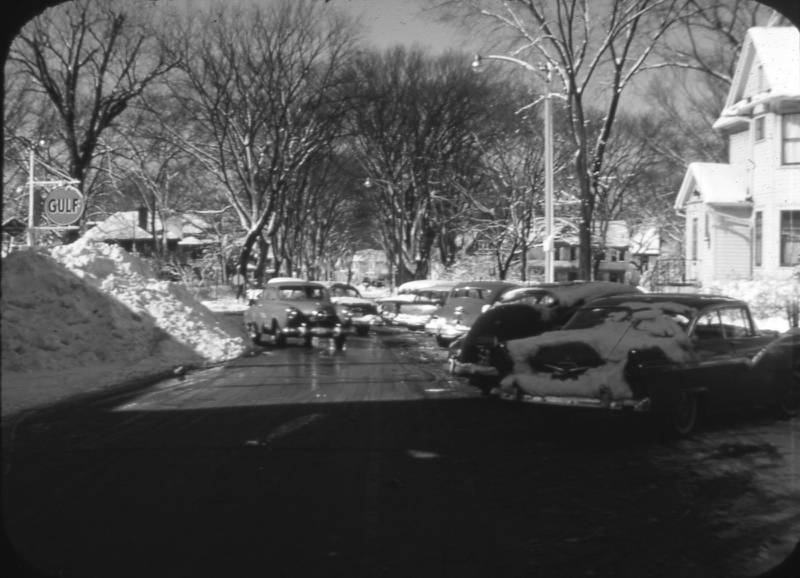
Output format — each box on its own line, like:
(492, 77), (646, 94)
(334, 0), (472, 53)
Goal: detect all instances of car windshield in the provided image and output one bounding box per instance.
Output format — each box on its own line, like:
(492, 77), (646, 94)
(330, 285), (359, 298)
(564, 305), (692, 331)
(277, 285), (327, 300)
(451, 287), (492, 300)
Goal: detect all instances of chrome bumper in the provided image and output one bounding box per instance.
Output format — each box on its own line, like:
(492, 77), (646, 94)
(449, 359), (500, 377)
(497, 390), (652, 412)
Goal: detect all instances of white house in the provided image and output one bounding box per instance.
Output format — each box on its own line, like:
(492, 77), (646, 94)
(674, 24), (800, 288)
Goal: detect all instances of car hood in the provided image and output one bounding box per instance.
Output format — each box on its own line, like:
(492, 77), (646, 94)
(331, 296), (375, 306)
(501, 307), (694, 400)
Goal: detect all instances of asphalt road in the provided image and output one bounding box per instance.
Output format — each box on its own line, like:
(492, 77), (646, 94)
(2, 328), (799, 578)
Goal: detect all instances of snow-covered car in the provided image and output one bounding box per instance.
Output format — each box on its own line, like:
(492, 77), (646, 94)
(324, 282), (383, 336)
(494, 293), (799, 436)
(429, 281), (520, 347)
(244, 279), (346, 349)
(378, 281), (457, 330)
(449, 281), (641, 393)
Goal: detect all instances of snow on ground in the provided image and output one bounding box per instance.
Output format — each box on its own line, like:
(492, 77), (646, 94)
(1, 239), (250, 417)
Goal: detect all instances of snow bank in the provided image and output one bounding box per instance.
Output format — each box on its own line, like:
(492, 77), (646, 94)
(2, 240), (249, 411)
(705, 275), (800, 332)
(500, 306), (693, 400)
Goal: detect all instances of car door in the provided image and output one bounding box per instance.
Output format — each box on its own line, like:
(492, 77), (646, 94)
(719, 305), (776, 406)
(689, 308), (741, 411)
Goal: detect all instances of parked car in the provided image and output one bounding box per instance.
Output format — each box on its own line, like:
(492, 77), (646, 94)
(429, 281), (521, 347)
(324, 282), (383, 336)
(449, 281), (641, 393)
(243, 279), (346, 349)
(493, 293), (799, 436)
(378, 281), (457, 330)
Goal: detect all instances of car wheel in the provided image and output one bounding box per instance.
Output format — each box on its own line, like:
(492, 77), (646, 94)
(334, 335), (346, 351)
(269, 321), (286, 348)
(669, 391), (698, 437)
(247, 323), (263, 346)
(777, 363), (800, 419)
(435, 335), (451, 348)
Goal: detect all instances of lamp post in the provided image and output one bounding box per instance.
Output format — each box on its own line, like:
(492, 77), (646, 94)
(472, 54), (557, 282)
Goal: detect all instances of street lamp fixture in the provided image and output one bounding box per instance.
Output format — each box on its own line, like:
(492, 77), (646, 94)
(471, 54), (556, 283)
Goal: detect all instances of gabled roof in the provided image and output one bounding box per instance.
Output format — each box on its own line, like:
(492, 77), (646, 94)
(674, 162), (749, 209)
(715, 26), (800, 129)
(84, 213), (151, 241)
(557, 220), (630, 248)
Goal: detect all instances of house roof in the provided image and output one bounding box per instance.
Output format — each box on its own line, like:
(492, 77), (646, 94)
(674, 162), (749, 209)
(629, 226), (660, 255)
(84, 213), (151, 241)
(716, 26), (800, 129)
(557, 220), (630, 248)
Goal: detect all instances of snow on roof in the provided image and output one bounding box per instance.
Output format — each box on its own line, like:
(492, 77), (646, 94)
(674, 162), (749, 209)
(717, 26), (799, 126)
(629, 226), (660, 255)
(557, 220), (629, 248)
(177, 235), (213, 246)
(84, 213), (151, 241)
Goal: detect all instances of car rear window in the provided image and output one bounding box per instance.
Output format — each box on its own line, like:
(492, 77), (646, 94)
(278, 286), (327, 300)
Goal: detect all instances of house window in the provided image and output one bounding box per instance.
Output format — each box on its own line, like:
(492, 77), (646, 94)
(780, 211), (800, 266)
(754, 116), (765, 142)
(754, 211), (762, 267)
(691, 217), (698, 260)
(783, 114), (800, 165)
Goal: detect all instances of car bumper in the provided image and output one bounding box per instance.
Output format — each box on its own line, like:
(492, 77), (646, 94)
(438, 323), (470, 340)
(496, 389), (652, 412)
(449, 359), (500, 378)
(282, 323), (344, 339)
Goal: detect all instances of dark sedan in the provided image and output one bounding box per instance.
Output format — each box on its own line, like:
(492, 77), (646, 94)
(495, 293), (799, 436)
(449, 281), (640, 394)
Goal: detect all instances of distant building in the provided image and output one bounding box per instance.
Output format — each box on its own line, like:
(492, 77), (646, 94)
(85, 208), (215, 261)
(674, 25), (800, 287)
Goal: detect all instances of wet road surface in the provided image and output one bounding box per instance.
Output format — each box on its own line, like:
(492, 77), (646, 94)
(2, 328), (799, 577)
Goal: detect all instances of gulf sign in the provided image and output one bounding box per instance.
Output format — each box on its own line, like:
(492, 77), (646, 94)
(44, 186), (84, 226)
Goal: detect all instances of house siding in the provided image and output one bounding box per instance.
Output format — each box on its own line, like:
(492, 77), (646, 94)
(729, 129), (749, 165)
(712, 207), (752, 282)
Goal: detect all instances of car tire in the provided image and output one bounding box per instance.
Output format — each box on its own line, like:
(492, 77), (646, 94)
(334, 335), (346, 351)
(668, 391), (698, 437)
(248, 323), (263, 346)
(269, 321), (286, 348)
(435, 335), (451, 348)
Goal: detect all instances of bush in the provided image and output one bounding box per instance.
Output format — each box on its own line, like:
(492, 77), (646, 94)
(706, 273), (800, 328)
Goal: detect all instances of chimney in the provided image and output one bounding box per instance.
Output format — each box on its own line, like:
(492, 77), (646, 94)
(138, 206), (148, 231)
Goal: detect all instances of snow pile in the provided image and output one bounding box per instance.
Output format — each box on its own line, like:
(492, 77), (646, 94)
(500, 306), (693, 400)
(2, 239), (249, 376)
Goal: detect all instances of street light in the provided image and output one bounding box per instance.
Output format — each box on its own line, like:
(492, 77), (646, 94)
(471, 54), (557, 283)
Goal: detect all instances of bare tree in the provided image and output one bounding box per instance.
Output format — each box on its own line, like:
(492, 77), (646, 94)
(346, 47), (493, 285)
(434, 0), (691, 279)
(8, 0), (174, 232)
(160, 0), (358, 286)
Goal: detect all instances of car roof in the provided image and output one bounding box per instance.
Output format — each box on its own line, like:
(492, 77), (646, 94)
(580, 292), (746, 310)
(451, 281), (520, 290)
(266, 277), (306, 285)
(397, 280), (458, 292)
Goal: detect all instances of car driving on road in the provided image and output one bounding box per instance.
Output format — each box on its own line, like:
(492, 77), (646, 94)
(324, 282), (383, 336)
(495, 293), (799, 436)
(244, 279), (346, 349)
